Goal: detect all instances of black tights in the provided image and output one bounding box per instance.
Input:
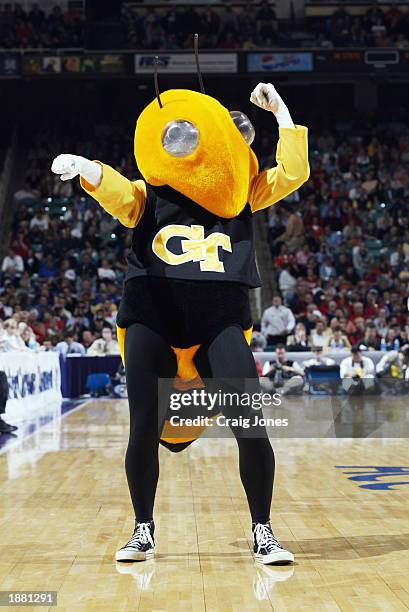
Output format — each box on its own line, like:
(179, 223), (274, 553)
(0, 372), (8, 415)
(124, 323), (275, 524)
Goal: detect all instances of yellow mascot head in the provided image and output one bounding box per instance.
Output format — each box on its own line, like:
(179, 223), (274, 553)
(134, 45), (259, 219)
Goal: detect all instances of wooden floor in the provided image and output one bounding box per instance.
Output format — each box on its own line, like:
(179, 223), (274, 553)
(1, 398), (409, 611)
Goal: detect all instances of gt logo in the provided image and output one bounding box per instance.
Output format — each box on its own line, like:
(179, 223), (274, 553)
(152, 224), (232, 273)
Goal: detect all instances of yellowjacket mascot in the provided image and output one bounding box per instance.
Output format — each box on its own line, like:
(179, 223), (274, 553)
(52, 60), (309, 564)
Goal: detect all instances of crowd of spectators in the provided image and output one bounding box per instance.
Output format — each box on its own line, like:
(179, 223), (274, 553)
(0, 113), (134, 356)
(121, 1), (409, 51)
(121, 1), (280, 50)
(0, 2), (84, 48)
(254, 112), (409, 393)
(256, 341), (409, 396)
(2, 1), (409, 52)
(1, 102), (408, 380)
(312, 2), (409, 49)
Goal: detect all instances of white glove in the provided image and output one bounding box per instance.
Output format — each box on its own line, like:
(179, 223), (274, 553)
(250, 83), (294, 129)
(51, 154), (102, 186)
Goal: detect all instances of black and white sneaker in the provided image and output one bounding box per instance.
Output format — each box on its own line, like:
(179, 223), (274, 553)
(115, 520), (155, 562)
(0, 418), (18, 434)
(253, 522), (294, 565)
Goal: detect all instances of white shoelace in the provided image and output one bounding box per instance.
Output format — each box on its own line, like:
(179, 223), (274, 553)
(254, 524), (282, 550)
(126, 522), (154, 548)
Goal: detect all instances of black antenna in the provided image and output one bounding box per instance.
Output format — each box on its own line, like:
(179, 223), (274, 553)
(153, 56), (163, 109)
(194, 33), (205, 94)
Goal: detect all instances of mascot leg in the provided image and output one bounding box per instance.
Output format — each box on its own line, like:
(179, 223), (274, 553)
(194, 325), (275, 524)
(124, 323), (177, 521)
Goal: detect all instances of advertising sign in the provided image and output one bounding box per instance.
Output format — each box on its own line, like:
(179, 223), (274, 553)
(247, 52), (313, 72)
(135, 53), (237, 74)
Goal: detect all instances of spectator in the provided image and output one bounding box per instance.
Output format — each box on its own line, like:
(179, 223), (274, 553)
(30, 209), (49, 232)
(38, 254), (58, 279)
(87, 325), (120, 356)
(0, 318), (28, 352)
(274, 206), (304, 253)
(359, 324), (380, 351)
(278, 265), (297, 302)
(98, 258), (116, 282)
(1, 248), (24, 275)
(18, 322), (40, 350)
(376, 345), (409, 389)
(340, 346), (377, 394)
(382, 328), (400, 351)
(81, 330), (96, 351)
(303, 346), (335, 368)
(260, 344), (304, 396)
(55, 331), (86, 356)
(374, 308), (389, 337)
(310, 319), (330, 348)
(250, 331), (267, 353)
(319, 256), (336, 281)
(324, 326), (351, 352)
(261, 295), (296, 347)
(286, 322), (310, 352)
(256, 0), (277, 41)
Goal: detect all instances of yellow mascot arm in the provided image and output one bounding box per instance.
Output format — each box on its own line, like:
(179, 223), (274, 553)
(249, 126), (310, 212)
(80, 162), (147, 228)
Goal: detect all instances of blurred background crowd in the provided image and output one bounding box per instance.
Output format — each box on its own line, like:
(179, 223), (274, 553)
(0, 113), (132, 356)
(0, 2), (84, 48)
(2, 1), (409, 50)
(258, 111), (409, 354)
(120, 1), (409, 50)
(1, 105), (408, 361)
(0, 1), (408, 369)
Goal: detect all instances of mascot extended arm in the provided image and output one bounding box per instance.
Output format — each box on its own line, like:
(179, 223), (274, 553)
(51, 154), (146, 228)
(249, 82), (309, 212)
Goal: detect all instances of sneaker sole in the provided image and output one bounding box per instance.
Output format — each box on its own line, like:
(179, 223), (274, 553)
(255, 551), (294, 565)
(115, 549), (155, 562)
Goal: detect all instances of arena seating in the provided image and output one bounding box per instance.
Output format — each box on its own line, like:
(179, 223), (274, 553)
(1, 108), (407, 357)
(263, 112), (409, 352)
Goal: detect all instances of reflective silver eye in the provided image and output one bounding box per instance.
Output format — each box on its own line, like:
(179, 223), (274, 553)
(229, 111), (255, 145)
(162, 120), (199, 157)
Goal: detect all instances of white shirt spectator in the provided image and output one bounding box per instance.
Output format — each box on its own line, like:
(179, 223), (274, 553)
(64, 269), (76, 282)
(303, 355), (335, 368)
(0, 333), (27, 352)
(98, 259), (116, 281)
(310, 329), (330, 348)
(261, 303), (295, 338)
(87, 327), (120, 356)
(87, 338), (120, 356)
(98, 267), (116, 281)
(2, 253), (24, 273)
(278, 269), (297, 294)
(30, 214), (49, 232)
(376, 350), (409, 380)
(340, 355), (375, 379)
(55, 340), (86, 356)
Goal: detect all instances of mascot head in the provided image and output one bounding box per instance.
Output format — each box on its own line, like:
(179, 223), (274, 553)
(134, 36), (259, 219)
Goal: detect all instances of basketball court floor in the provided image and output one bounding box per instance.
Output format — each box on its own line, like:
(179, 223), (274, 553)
(0, 397), (408, 611)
